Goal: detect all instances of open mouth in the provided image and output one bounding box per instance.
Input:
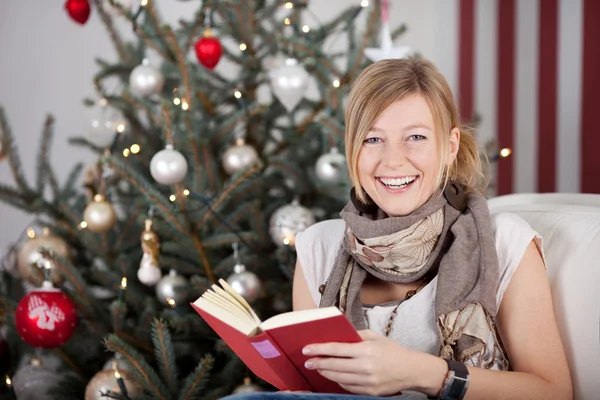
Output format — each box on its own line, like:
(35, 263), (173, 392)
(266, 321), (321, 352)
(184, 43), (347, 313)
(377, 176), (418, 190)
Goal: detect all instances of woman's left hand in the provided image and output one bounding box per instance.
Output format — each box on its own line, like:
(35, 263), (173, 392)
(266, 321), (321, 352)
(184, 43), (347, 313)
(303, 329), (434, 396)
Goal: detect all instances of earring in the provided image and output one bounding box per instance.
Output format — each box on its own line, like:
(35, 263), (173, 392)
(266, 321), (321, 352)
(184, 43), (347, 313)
(350, 187), (378, 215)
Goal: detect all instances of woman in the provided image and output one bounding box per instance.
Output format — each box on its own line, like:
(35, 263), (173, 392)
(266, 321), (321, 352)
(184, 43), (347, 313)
(226, 58), (572, 399)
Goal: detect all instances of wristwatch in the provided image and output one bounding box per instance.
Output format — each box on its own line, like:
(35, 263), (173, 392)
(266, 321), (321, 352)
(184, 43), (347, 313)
(430, 358), (470, 400)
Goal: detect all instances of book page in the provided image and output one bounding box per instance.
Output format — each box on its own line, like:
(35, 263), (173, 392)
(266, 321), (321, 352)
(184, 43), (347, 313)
(208, 285), (251, 317)
(202, 290), (254, 322)
(193, 297), (257, 335)
(219, 279), (262, 325)
(260, 306), (343, 331)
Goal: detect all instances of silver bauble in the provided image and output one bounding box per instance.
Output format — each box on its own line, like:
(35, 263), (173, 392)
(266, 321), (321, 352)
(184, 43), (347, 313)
(226, 264), (262, 303)
(269, 58), (309, 112)
(150, 144), (188, 185)
(269, 199), (316, 247)
(17, 228), (70, 285)
(156, 270), (190, 306)
(222, 138), (259, 175)
(12, 364), (61, 400)
(102, 356), (131, 373)
(87, 100), (121, 148)
(232, 377), (263, 394)
(85, 369), (142, 400)
(129, 58), (164, 97)
(315, 147), (347, 184)
(84, 194), (117, 233)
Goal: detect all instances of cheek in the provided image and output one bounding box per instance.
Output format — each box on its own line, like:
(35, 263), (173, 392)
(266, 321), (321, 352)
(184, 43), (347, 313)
(405, 145), (439, 173)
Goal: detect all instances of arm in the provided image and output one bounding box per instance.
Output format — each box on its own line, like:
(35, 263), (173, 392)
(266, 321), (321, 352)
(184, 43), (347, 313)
(292, 258), (317, 311)
(417, 240), (573, 399)
(304, 240), (573, 399)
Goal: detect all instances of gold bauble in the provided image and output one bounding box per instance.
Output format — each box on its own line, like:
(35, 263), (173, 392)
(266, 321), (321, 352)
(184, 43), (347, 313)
(83, 194), (117, 233)
(85, 369), (142, 400)
(17, 228), (69, 285)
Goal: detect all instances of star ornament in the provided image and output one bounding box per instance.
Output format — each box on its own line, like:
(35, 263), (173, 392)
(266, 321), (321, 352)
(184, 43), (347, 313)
(364, 22), (411, 62)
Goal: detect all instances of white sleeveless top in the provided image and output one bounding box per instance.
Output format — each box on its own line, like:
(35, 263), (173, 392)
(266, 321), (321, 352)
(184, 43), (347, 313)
(295, 212), (545, 372)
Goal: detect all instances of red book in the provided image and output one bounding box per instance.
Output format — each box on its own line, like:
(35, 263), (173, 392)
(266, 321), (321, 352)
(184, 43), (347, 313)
(190, 279), (362, 393)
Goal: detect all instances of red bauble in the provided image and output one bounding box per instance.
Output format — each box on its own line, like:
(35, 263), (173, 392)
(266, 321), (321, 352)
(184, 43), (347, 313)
(15, 284), (77, 348)
(64, 0), (91, 25)
(194, 30), (222, 70)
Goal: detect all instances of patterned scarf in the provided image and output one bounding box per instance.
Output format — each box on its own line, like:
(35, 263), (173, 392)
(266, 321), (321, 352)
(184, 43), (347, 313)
(319, 183), (509, 369)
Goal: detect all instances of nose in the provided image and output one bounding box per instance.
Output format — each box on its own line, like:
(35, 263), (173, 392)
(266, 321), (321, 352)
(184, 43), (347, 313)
(382, 142), (405, 169)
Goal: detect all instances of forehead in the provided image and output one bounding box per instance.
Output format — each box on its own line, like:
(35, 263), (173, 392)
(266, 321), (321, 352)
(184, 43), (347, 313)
(373, 94), (434, 130)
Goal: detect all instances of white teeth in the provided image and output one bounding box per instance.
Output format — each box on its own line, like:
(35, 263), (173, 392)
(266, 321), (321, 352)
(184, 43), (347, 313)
(380, 176), (416, 187)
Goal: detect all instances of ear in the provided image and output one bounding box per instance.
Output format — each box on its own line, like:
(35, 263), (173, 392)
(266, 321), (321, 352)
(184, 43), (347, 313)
(448, 127), (460, 164)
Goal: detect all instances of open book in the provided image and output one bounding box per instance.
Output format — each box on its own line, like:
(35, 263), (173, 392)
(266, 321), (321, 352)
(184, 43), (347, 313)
(190, 279), (362, 393)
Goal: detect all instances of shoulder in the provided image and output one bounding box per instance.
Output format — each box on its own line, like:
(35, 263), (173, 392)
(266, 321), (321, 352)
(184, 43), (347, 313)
(489, 212), (546, 312)
(294, 219), (345, 305)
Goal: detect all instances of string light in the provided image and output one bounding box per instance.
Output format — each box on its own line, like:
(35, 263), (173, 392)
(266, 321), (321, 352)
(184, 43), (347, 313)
(120, 277), (127, 289)
(166, 297), (176, 307)
(302, 25), (310, 33)
(130, 144), (141, 154)
(283, 237), (291, 246)
(173, 98), (181, 106)
(169, 194), (176, 202)
(332, 79), (340, 87)
(500, 148), (512, 158)
(234, 90), (242, 99)
(284, 2), (294, 9)
(5, 375), (11, 387)
(183, 189), (190, 196)
(361, 0), (369, 7)
(123, 148), (130, 157)
(79, 221), (88, 229)
(117, 123), (125, 133)
(140, 0), (148, 6)
(27, 227), (35, 238)
(239, 43), (247, 51)
(284, 17), (291, 25)
(181, 100), (189, 111)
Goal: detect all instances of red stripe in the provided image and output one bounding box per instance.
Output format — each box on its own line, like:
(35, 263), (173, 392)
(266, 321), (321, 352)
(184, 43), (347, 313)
(537, 0), (558, 192)
(496, 0), (516, 195)
(458, 0), (475, 122)
(581, 0), (600, 193)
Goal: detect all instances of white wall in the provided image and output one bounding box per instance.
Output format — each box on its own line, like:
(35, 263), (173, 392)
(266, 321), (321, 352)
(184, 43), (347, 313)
(0, 0), (442, 256)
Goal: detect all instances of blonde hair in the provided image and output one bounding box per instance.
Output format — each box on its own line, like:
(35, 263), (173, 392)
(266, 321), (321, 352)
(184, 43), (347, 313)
(344, 57), (487, 203)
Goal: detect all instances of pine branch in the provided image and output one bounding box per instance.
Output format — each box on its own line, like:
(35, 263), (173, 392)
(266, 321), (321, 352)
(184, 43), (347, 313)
(103, 155), (187, 233)
(199, 143), (220, 194)
(202, 232), (260, 249)
(151, 318), (179, 396)
(346, 0), (380, 78)
(0, 107), (31, 193)
(178, 354), (214, 400)
(122, 92), (162, 126)
(105, 334), (171, 400)
(35, 114), (55, 193)
(111, 299), (128, 333)
(182, 8), (205, 53)
(145, 1), (177, 62)
(93, 0), (132, 63)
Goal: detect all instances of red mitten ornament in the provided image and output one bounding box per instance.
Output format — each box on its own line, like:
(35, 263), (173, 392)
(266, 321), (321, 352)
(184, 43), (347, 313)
(15, 282), (77, 348)
(64, 0), (91, 25)
(194, 28), (222, 70)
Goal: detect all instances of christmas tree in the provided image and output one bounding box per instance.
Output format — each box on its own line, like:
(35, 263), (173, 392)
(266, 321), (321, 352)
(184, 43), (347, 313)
(0, 0), (410, 398)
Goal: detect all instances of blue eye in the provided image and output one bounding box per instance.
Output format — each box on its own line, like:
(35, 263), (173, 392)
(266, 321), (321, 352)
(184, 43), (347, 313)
(364, 137), (381, 144)
(409, 135), (426, 141)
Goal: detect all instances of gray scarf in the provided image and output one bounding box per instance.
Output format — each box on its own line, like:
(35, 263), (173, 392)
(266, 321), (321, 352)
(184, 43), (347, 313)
(319, 183), (509, 368)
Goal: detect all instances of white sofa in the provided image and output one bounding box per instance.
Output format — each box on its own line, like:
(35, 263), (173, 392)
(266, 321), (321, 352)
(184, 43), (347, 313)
(488, 193), (600, 400)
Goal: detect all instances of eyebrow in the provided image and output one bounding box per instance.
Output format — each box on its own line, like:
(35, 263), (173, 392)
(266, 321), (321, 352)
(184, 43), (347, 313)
(369, 124), (432, 132)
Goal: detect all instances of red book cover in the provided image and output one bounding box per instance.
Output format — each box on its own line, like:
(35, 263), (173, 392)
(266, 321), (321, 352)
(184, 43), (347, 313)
(264, 314), (362, 394)
(191, 303), (312, 391)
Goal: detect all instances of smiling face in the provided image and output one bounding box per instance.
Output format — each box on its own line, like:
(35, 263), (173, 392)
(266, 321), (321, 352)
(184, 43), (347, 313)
(357, 94), (458, 216)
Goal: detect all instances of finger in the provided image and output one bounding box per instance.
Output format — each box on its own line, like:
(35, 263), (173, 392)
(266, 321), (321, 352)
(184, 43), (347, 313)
(317, 369), (371, 386)
(305, 357), (366, 373)
(303, 342), (364, 358)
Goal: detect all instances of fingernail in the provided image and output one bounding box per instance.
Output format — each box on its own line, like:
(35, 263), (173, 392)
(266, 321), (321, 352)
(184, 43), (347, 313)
(304, 360), (313, 369)
(302, 347), (312, 355)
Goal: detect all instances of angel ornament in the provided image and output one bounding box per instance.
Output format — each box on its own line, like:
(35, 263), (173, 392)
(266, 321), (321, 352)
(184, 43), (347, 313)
(137, 219), (163, 286)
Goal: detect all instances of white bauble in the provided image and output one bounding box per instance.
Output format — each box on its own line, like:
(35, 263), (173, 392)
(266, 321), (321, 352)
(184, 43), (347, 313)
(269, 199), (316, 247)
(269, 58), (309, 112)
(129, 59), (164, 97)
(226, 264), (262, 303)
(87, 99), (120, 148)
(315, 147), (347, 184)
(137, 253), (162, 286)
(222, 138), (259, 175)
(83, 195), (117, 233)
(150, 144), (188, 185)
